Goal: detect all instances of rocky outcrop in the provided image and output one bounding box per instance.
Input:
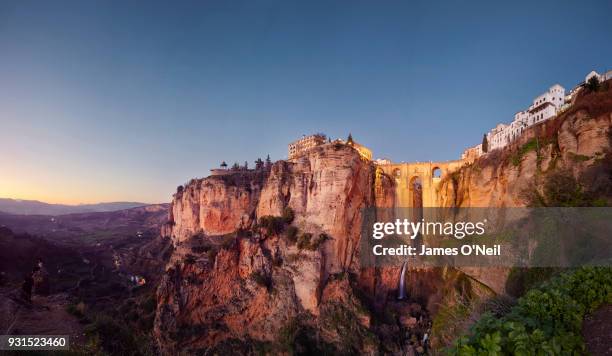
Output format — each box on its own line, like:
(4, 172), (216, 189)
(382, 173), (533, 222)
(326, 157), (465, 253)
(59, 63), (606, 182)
(164, 173), (266, 244)
(156, 85), (612, 353)
(437, 87), (612, 208)
(157, 144), (397, 354)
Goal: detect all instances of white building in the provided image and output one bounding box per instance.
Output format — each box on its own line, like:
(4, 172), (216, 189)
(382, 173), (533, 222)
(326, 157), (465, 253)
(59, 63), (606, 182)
(585, 70), (612, 83)
(487, 123), (509, 151)
(526, 84), (565, 126)
(463, 83), (567, 160)
(487, 84), (564, 151)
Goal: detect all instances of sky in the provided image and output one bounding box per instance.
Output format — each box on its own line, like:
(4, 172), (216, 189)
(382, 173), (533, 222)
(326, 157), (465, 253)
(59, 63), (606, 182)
(1, 0), (611, 204)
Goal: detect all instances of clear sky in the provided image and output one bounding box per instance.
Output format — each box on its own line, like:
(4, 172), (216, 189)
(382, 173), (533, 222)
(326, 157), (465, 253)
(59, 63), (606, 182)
(1, 0), (611, 204)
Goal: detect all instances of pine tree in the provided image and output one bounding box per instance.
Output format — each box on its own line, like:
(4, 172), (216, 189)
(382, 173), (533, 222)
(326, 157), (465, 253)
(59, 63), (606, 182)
(231, 162), (240, 170)
(244, 161), (248, 170)
(482, 134), (488, 153)
(586, 76), (601, 92)
(347, 133), (354, 145)
(220, 161), (228, 169)
(255, 158), (264, 170)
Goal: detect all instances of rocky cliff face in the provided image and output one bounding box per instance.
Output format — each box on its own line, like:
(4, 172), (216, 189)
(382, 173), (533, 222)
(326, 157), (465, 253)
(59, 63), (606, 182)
(437, 86), (612, 209)
(156, 144), (407, 354)
(155, 85), (612, 353)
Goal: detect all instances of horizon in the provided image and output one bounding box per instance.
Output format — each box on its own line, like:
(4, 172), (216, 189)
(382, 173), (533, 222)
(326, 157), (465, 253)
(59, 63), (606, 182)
(1, 0), (611, 204)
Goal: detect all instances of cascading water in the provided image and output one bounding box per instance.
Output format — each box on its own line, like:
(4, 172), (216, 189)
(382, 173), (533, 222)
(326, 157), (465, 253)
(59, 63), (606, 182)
(397, 260), (408, 300)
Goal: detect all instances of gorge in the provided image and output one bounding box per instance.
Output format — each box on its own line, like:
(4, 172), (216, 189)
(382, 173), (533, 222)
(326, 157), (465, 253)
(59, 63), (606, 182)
(154, 83), (612, 354)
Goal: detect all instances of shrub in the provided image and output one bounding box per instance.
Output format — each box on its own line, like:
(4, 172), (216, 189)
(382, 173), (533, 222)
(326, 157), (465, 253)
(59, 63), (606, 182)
(285, 226), (299, 244)
(585, 76), (600, 92)
(191, 245), (209, 254)
(282, 207), (295, 224)
(251, 271), (272, 290)
(522, 170), (599, 207)
(66, 302), (86, 318)
(450, 267), (612, 355)
(297, 233), (312, 250)
(184, 254), (197, 264)
(85, 314), (139, 355)
(511, 138), (539, 166)
(140, 295), (157, 314)
(258, 216), (285, 235)
(308, 233), (329, 250)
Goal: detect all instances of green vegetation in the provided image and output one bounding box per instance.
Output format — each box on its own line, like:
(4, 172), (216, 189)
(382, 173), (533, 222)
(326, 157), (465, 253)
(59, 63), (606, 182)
(505, 267), (559, 297)
(184, 254), (197, 264)
(568, 152), (591, 162)
(511, 138), (539, 166)
(295, 232), (329, 250)
(585, 76), (600, 92)
(285, 225), (299, 244)
(296, 233), (312, 249)
(277, 316), (333, 355)
(258, 215), (286, 235)
(482, 134), (488, 153)
(282, 207), (295, 224)
(309, 233), (329, 250)
(251, 271), (272, 290)
(522, 170), (604, 207)
(450, 267), (612, 355)
(320, 302), (378, 353)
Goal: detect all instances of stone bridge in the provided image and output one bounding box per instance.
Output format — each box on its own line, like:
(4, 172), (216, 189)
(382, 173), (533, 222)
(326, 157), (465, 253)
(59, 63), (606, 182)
(378, 160), (465, 207)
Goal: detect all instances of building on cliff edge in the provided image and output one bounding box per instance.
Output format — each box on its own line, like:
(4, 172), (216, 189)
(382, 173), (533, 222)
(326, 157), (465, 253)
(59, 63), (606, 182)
(462, 68), (611, 159)
(288, 133), (373, 161)
(288, 133), (327, 160)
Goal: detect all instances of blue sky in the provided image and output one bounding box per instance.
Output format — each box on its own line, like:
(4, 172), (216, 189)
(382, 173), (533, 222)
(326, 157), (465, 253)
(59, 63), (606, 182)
(1, 0), (611, 204)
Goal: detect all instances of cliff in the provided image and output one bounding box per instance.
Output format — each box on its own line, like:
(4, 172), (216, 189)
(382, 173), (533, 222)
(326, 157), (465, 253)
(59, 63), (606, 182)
(437, 83), (612, 209)
(155, 83), (612, 353)
(156, 144), (406, 354)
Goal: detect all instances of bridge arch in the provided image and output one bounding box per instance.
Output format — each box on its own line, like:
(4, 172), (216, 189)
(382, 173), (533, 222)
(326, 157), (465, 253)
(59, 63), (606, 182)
(378, 159), (465, 207)
(432, 166), (442, 179)
(393, 168), (401, 178)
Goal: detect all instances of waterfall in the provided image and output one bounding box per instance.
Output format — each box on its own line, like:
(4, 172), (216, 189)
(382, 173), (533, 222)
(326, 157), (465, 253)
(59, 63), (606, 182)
(397, 260), (408, 300)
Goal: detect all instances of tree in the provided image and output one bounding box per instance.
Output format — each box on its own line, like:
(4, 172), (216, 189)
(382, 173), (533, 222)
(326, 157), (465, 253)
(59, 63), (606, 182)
(220, 161), (228, 169)
(231, 162), (240, 170)
(586, 76), (600, 92)
(265, 154), (272, 169)
(244, 161), (249, 170)
(347, 133), (354, 145)
(482, 134), (488, 153)
(255, 158), (264, 170)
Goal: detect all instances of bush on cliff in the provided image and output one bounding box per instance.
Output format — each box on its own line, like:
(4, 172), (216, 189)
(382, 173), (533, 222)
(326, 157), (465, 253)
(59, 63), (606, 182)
(251, 271), (272, 291)
(285, 226), (299, 244)
(297, 233), (312, 250)
(450, 267), (612, 355)
(282, 207), (295, 224)
(309, 233), (330, 250)
(522, 170), (601, 207)
(258, 215), (285, 235)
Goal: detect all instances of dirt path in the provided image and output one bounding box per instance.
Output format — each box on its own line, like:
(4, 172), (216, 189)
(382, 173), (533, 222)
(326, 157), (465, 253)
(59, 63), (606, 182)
(583, 304), (612, 356)
(1, 291), (85, 345)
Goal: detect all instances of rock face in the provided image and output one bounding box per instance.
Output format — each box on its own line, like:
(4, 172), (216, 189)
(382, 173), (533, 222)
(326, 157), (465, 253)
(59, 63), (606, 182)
(165, 173), (265, 243)
(437, 95), (612, 208)
(156, 144), (397, 354)
(156, 85), (612, 353)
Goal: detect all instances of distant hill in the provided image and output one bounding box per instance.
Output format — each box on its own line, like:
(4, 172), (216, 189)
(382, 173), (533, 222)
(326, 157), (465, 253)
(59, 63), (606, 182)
(0, 198), (150, 215)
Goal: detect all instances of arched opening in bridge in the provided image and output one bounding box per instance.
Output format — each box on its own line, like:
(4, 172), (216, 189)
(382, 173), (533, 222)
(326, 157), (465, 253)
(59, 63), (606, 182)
(393, 168), (401, 179)
(432, 167), (442, 179)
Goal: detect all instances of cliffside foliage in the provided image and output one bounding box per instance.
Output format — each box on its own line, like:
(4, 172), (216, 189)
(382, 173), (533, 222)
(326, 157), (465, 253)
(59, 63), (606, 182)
(449, 267), (612, 355)
(521, 170), (606, 207)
